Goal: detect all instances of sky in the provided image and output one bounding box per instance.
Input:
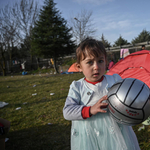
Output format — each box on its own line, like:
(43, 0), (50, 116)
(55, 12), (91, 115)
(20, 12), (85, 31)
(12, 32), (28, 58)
(0, 0), (150, 45)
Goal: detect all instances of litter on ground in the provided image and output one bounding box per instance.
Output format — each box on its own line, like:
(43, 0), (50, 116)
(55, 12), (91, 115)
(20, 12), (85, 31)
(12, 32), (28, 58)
(16, 107), (21, 110)
(0, 101), (9, 108)
(32, 93), (37, 96)
(138, 125), (145, 131)
(50, 93), (55, 95)
(23, 102), (27, 105)
(48, 123), (52, 125)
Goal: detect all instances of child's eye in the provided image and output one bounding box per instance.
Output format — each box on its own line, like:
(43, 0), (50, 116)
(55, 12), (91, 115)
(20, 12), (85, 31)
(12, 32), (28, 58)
(87, 61), (93, 65)
(99, 60), (104, 63)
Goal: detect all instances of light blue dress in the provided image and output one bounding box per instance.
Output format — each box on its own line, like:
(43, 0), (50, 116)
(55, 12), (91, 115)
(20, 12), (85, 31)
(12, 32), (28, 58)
(63, 74), (140, 150)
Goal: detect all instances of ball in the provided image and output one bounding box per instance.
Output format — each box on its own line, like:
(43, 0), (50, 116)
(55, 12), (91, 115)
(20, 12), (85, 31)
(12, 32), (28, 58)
(107, 78), (150, 126)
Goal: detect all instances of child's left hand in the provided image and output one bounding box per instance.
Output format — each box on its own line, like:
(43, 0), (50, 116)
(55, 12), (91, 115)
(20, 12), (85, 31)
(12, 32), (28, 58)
(90, 95), (108, 115)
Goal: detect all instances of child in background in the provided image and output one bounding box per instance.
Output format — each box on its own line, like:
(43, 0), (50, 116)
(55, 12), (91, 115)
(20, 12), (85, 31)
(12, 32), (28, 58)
(63, 38), (140, 150)
(0, 118), (10, 150)
(108, 60), (114, 70)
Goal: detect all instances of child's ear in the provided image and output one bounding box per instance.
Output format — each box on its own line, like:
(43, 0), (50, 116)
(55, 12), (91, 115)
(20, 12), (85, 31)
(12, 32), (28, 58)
(76, 63), (82, 72)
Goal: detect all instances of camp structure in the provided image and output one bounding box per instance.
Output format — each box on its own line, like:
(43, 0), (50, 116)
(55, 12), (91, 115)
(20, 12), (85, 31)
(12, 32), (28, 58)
(68, 63), (79, 72)
(106, 50), (150, 88)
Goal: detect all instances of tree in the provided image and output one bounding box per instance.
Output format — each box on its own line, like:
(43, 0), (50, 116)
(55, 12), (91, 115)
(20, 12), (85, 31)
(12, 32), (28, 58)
(100, 34), (111, 48)
(0, 5), (20, 76)
(131, 29), (150, 44)
(113, 35), (130, 47)
(31, 0), (75, 73)
(0, 0), (39, 76)
(12, 0), (39, 65)
(70, 10), (96, 44)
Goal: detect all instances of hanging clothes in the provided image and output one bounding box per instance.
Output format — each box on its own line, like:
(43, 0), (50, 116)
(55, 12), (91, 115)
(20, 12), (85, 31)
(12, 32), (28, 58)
(120, 49), (130, 59)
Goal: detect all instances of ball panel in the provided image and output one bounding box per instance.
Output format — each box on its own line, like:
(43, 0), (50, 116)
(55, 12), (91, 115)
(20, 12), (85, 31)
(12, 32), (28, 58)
(117, 78), (135, 103)
(107, 83), (121, 97)
(125, 79), (144, 106)
(143, 99), (150, 121)
(131, 85), (150, 108)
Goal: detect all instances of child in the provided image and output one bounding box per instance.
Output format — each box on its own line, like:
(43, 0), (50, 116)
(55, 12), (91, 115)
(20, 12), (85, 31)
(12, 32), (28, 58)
(63, 38), (140, 150)
(108, 60), (114, 70)
(0, 118), (11, 150)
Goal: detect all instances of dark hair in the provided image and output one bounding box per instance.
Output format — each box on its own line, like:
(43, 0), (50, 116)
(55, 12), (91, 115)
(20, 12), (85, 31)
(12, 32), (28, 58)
(76, 38), (107, 64)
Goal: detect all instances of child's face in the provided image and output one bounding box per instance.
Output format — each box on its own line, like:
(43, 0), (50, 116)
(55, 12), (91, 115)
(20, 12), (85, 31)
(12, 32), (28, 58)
(77, 53), (106, 82)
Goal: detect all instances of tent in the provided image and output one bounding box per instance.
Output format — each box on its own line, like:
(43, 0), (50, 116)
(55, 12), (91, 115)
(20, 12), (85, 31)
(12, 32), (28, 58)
(68, 63), (79, 72)
(106, 50), (150, 88)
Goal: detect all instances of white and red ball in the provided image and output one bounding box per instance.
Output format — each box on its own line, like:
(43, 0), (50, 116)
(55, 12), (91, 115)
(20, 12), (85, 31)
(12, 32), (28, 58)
(107, 78), (150, 126)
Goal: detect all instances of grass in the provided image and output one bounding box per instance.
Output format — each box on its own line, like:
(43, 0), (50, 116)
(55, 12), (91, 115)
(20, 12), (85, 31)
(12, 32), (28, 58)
(0, 73), (150, 150)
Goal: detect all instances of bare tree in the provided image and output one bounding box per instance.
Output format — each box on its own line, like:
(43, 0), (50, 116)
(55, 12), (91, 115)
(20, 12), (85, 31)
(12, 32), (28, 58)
(69, 10), (96, 44)
(11, 0), (39, 64)
(0, 5), (20, 76)
(0, 0), (39, 76)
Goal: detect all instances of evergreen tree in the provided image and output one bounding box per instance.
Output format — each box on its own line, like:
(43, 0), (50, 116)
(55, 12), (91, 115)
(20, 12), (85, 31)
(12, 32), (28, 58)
(31, 0), (75, 73)
(113, 35), (130, 47)
(100, 34), (111, 48)
(131, 29), (150, 44)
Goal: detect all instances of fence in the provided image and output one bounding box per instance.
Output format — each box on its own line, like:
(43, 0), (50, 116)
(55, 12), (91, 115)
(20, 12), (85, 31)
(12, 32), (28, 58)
(1, 41), (150, 75)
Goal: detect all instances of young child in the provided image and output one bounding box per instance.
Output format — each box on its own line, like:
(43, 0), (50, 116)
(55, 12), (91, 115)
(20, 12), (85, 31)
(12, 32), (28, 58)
(63, 38), (140, 150)
(0, 118), (11, 150)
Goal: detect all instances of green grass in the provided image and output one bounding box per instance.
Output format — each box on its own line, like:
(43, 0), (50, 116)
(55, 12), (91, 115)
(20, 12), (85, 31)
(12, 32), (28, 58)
(0, 73), (150, 150)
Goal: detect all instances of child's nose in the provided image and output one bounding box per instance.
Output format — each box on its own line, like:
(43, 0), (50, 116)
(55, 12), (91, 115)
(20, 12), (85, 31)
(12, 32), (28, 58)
(94, 62), (99, 69)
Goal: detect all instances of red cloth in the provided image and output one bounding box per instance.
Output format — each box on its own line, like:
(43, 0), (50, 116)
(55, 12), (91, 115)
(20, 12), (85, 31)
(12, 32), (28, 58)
(82, 106), (91, 119)
(85, 76), (104, 85)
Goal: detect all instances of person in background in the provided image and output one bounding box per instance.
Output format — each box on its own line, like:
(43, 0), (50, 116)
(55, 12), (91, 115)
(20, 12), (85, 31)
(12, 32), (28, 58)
(0, 118), (10, 150)
(63, 38), (140, 150)
(141, 45), (145, 50)
(108, 59), (114, 70)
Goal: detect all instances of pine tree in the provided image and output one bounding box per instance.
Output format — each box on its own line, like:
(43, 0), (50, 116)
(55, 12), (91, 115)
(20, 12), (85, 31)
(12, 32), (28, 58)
(131, 29), (150, 44)
(113, 35), (129, 47)
(100, 34), (111, 48)
(31, 0), (75, 73)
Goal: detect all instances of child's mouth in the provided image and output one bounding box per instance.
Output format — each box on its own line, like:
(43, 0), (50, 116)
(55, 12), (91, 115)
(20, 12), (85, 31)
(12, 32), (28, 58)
(93, 73), (99, 76)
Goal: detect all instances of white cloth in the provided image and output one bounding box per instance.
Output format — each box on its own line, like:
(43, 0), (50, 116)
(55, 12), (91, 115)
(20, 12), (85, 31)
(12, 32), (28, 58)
(85, 77), (108, 106)
(120, 49), (130, 58)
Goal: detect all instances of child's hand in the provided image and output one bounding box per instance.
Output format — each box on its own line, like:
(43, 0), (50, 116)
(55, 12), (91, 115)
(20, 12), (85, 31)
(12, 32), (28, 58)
(90, 95), (108, 115)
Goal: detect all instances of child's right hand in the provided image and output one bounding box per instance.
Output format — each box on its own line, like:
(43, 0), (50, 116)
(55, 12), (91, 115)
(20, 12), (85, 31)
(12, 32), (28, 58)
(90, 95), (108, 115)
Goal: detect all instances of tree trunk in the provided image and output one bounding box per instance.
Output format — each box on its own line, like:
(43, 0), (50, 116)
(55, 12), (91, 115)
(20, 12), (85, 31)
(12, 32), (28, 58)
(30, 54), (33, 70)
(53, 58), (59, 74)
(2, 68), (6, 76)
(0, 57), (6, 76)
(2, 57), (6, 76)
(9, 42), (14, 72)
(36, 57), (39, 69)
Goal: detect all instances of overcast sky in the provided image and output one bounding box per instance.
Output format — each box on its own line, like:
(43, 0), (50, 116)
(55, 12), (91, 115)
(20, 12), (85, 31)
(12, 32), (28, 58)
(0, 0), (150, 45)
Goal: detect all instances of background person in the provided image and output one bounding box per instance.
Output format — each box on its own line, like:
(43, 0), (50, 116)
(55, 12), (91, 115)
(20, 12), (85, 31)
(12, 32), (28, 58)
(0, 118), (10, 150)
(141, 45), (145, 50)
(108, 59), (114, 70)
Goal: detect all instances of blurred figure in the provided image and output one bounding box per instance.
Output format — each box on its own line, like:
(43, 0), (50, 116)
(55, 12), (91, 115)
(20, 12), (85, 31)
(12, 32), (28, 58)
(108, 60), (114, 70)
(141, 45), (145, 50)
(0, 118), (10, 150)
